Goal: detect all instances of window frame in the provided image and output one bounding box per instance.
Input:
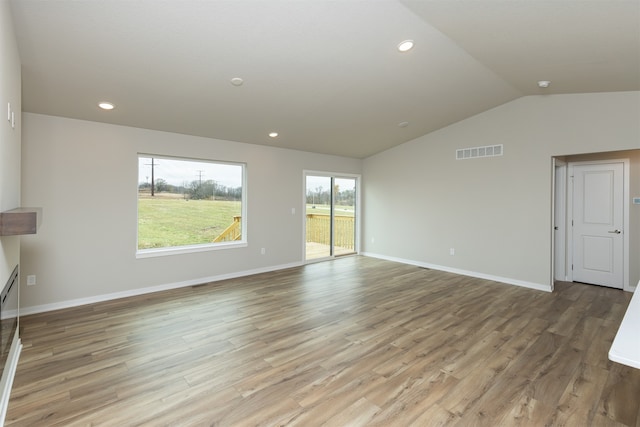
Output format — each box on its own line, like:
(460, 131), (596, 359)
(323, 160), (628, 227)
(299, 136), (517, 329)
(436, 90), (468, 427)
(136, 153), (247, 258)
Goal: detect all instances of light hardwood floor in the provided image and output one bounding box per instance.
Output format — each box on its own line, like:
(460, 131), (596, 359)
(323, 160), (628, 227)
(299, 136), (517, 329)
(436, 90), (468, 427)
(6, 256), (640, 426)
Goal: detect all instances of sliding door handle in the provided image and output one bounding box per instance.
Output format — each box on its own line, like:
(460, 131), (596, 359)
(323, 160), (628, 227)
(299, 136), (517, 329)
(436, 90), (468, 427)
(608, 229), (622, 234)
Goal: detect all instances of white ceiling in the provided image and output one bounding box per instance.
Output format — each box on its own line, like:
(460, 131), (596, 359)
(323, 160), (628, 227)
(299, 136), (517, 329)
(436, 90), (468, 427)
(9, 0), (640, 159)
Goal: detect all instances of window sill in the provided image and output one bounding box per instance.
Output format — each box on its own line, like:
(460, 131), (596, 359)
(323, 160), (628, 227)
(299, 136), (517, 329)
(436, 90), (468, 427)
(136, 241), (247, 259)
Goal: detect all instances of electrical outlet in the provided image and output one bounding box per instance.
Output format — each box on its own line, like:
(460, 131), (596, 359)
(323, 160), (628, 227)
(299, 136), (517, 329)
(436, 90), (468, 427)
(371, 237), (375, 243)
(27, 275), (36, 286)
(260, 248), (266, 255)
(450, 248), (455, 256)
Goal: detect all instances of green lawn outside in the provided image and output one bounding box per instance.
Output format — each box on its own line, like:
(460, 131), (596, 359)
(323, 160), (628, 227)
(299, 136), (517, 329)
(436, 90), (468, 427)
(306, 204), (354, 217)
(138, 197), (241, 249)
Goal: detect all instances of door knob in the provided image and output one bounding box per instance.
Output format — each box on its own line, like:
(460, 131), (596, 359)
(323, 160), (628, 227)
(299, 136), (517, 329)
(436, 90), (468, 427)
(608, 229), (622, 234)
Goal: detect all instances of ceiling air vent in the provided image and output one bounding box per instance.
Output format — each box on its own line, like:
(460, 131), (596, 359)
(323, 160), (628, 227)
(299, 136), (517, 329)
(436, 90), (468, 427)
(456, 144), (503, 160)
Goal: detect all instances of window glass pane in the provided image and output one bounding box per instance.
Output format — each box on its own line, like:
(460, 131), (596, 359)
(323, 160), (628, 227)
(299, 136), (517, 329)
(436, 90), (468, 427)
(138, 155), (244, 251)
(306, 175), (332, 260)
(333, 177), (356, 256)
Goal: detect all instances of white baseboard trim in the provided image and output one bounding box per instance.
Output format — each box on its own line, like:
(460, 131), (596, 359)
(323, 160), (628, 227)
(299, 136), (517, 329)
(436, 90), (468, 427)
(20, 261), (304, 316)
(19, 253), (559, 315)
(0, 335), (22, 427)
(361, 252), (552, 292)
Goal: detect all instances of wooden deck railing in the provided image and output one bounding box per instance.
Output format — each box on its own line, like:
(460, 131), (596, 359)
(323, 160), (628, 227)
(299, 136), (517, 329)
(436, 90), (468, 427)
(213, 216), (242, 242)
(213, 214), (355, 250)
(306, 214), (355, 250)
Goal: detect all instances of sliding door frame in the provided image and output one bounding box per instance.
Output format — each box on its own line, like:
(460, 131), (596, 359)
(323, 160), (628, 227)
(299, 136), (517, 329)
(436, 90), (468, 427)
(302, 170), (361, 263)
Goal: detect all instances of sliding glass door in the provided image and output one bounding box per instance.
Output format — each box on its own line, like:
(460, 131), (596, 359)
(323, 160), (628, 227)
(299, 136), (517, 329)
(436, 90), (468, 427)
(305, 173), (358, 261)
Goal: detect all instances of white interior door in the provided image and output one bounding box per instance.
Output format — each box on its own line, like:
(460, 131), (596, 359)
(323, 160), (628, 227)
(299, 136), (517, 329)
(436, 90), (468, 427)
(571, 162), (624, 289)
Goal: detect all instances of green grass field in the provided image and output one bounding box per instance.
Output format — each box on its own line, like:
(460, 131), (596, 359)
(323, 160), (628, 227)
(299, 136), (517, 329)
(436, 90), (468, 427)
(138, 197), (241, 249)
(306, 204), (355, 216)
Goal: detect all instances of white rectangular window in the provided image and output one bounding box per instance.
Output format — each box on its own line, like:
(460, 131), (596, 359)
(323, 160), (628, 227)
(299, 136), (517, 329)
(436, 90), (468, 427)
(137, 154), (246, 257)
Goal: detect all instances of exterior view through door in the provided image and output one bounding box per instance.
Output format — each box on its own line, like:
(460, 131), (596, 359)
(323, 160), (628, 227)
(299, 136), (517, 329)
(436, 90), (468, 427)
(305, 174), (357, 261)
(571, 161), (625, 289)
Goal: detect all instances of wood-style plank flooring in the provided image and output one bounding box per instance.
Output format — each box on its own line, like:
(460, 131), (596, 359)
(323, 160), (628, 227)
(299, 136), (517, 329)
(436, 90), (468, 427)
(7, 256), (640, 426)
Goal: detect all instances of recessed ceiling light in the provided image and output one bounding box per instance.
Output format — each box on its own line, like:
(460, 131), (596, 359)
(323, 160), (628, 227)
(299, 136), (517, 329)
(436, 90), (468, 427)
(98, 102), (114, 110)
(269, 132), (278, 138)
(230, 77), (244, 86)
(397, 40), (414, 52)
(398, 121), (409, 128)
(537, 80), (551, 88)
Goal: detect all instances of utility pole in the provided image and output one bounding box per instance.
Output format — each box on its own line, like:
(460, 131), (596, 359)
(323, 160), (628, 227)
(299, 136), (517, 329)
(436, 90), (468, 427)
(145, 158), (159, 196)
(193, 170), (205, 199)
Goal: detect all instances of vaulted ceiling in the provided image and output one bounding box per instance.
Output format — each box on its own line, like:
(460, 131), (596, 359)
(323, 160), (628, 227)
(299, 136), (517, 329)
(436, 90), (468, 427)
(10, 0), (640, 158)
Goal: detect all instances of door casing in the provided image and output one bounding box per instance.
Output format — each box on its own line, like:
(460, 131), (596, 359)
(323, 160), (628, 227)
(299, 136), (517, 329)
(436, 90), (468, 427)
(553, 159), (567, 286)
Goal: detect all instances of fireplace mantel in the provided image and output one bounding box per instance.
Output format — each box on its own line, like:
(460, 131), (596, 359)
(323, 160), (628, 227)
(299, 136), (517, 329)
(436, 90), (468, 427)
(0, 208), (41, 236)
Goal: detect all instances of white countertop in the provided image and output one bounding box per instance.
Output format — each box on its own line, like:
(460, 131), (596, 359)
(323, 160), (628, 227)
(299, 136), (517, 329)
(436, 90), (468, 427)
(609, 284), (640, 369)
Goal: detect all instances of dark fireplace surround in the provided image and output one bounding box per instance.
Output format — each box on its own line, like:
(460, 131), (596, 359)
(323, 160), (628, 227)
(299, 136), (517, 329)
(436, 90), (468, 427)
(0, 265), (18, 376)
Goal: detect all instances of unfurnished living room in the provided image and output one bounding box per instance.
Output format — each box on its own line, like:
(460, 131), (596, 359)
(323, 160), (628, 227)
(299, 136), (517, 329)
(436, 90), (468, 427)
(0, 0), (639, 426)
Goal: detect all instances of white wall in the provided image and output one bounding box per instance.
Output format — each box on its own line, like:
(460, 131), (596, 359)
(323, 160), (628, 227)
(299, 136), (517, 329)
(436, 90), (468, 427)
(362, 92), (640, 290)
(17, 91), (640, 311)
(0, 0), (22, 294)
(20, 113), (361, 312)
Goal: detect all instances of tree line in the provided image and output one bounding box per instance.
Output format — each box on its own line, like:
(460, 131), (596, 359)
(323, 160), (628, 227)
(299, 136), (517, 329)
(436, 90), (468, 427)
(306, 185), (355, 206)
(139, 179), (242, 201)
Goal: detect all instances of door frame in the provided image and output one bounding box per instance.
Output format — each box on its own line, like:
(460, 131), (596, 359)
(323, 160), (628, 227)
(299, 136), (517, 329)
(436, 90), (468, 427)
(552, 158), (567, 288)
(302, 170), (361, 263)
(565, 159), (630, 290)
